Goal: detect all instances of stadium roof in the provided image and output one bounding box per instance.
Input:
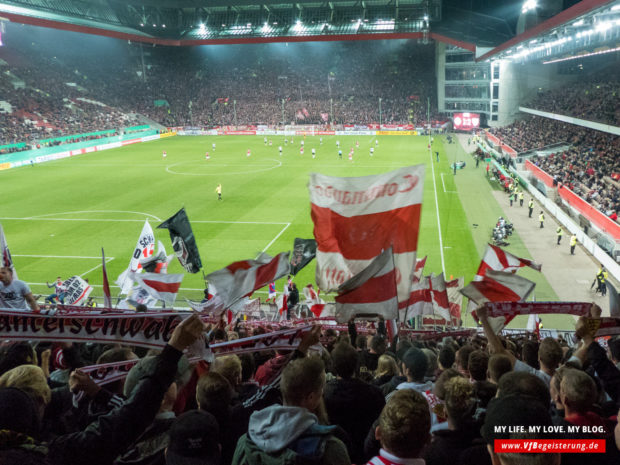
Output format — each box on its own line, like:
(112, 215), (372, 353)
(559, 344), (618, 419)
(477, 0), (620, 63)
(0, 0), (513, 48)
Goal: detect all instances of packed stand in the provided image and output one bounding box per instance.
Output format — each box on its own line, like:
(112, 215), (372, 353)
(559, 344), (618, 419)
(527, 125), (620, 221)
(0, 279), (619, 465)
(525, 79), (620, 126)
(1, 37), (439, 143)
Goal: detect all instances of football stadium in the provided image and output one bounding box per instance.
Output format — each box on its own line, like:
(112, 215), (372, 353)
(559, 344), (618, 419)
(0, 0), (619, 463)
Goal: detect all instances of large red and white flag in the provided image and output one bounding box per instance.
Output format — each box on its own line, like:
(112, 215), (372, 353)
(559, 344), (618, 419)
(309, 165), (424, 308)
(101, 248), (112, 308)
(303, 284), (326, 317)
(116, 220), (155, 295)
(461, 269), (535, 307)
(132, 272), (184, 304)
(206, 252), (290, 308)
(335, 247), (398, 323)
(0, 223), (17, 280)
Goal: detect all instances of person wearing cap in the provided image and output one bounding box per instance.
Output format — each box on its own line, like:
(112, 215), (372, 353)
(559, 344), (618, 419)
(0, 314), (206, 465)
(165, 410), (221, 465)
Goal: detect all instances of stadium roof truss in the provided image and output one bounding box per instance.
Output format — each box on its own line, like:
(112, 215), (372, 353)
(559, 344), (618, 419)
(0, 0), (446, 43)
(477, 0), (620, 64)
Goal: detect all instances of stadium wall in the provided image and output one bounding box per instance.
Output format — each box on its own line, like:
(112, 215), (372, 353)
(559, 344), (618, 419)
(0, 130), (163, 171)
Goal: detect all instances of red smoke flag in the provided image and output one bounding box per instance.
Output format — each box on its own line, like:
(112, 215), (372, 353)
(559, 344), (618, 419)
(335, 247), (398, 323)
(102, 248), (112, 308)
(309, 165), (424, 310)
(302, 108), (310, 118)
(321, 112), (329, 122)
(132, 272), (184, 304)
(206, 252), (290, 308)
(303, 284), (326, 317)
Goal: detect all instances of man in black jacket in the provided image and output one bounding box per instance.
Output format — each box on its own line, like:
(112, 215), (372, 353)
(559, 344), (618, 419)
(324, 342), (385, 464)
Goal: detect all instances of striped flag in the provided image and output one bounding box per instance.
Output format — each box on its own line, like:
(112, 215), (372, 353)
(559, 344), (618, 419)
(132, 272), (184, 304)
(468, 244), (541, 330)
(403, 273), (450, 322)
(102, 248), (112, 308)
(206, 252), (290, 308)
(475, 244), (541, 278)
(335, 247), (398, 323)
(461, 270), (536, 306)
(309, 165), (424, 309)
(413, 256), (427, 283)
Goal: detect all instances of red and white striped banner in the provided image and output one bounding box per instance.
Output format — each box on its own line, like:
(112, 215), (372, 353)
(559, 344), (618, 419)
(309, 165), (424, 308)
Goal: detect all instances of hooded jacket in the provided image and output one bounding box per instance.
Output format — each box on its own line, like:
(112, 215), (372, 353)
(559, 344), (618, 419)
(232, 405), (349, 465)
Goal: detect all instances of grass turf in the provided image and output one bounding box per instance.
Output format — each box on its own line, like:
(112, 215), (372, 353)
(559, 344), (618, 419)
(0, 133), (568, 328)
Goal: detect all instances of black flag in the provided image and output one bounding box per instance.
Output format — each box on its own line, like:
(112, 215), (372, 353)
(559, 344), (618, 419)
(157, 208), (202, 273)
(290, 238), (317, 275)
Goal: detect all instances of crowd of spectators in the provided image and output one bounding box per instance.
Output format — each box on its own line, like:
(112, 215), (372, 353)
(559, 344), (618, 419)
(0, 287), (618, 465)
(491, 115), (620, 221)
(525, 79), (620, 126)
(1, 40), (439, 154)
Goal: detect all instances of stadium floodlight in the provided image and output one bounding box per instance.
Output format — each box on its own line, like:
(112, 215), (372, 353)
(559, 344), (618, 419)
(152, 24), (156, 27)
(140, 23), (144, 27)
(522, 0), (537, 14)
(573, 19), (584, 26)
(162, 24), (166, 28)
(612, 4), (620, 10)
(529, 39), (537, 44)
(424, 15), (429, 21)
(293, 20), (303, 32)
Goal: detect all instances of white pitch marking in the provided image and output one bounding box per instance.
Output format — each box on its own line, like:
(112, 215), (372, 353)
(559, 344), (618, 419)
(80, 257), (115, 278)
(440, 173), (457, 194)
(166, 158), (282, 176)
(13, 254), (115, 259)
(27, 210), (163, 221)
(429, 149), (446, 276)
(261, 223), (291, 254)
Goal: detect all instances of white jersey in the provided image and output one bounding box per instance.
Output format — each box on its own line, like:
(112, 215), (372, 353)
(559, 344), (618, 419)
(336, 141), (340, 147)
(212, 143), (216, 149)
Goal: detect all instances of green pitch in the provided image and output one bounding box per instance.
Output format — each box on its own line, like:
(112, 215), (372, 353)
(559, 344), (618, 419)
(0, 134), (569, 328)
